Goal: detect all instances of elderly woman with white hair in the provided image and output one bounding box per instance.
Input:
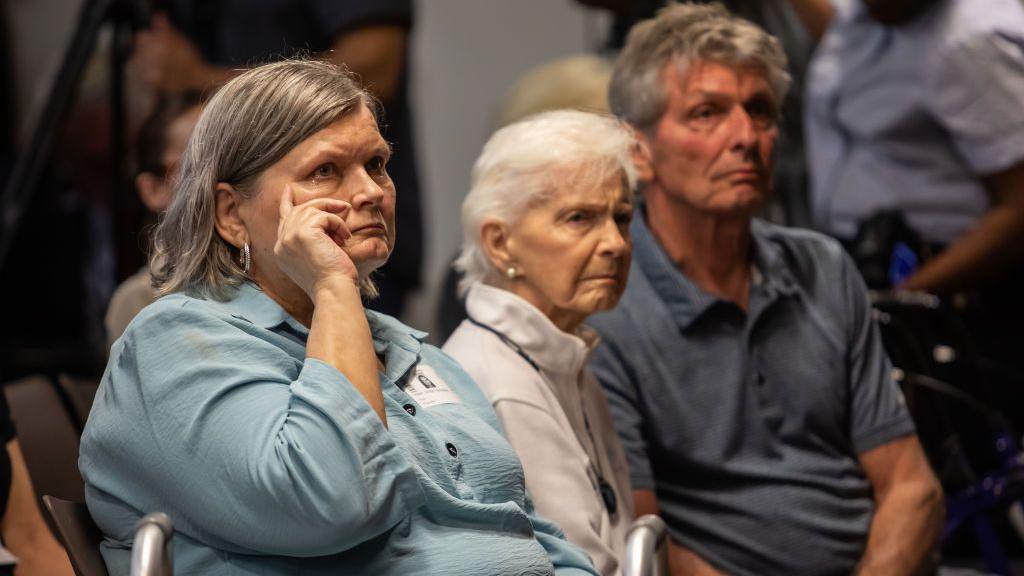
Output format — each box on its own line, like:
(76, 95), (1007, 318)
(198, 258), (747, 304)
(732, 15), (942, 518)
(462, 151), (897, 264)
(443, 110), (637, 576)
(79, 60), (598, 576)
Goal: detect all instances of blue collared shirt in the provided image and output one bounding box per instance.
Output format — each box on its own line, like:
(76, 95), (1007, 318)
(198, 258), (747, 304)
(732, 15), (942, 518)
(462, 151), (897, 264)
(587, 212), (915, 576)
(80, 282), (596, 576)
(805, 0), (1024, 242)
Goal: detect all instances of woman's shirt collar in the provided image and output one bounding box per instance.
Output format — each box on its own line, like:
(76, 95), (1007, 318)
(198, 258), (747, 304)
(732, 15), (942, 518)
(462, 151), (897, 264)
(201, 281), (429, 383)
(464, 282), (598, 381)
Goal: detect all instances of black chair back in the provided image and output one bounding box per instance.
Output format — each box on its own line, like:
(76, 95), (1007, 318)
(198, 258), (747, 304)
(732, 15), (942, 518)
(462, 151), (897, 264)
(42, 496), (108, 576)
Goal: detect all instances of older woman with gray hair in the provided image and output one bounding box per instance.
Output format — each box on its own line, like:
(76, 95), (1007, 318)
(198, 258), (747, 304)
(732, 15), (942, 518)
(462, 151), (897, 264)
(443, 110), (637, 576)
(79, 60), (597, 576)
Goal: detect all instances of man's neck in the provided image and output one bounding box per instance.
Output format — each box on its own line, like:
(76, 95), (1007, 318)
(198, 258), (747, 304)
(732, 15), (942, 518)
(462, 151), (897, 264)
(645, 188), (754, 310)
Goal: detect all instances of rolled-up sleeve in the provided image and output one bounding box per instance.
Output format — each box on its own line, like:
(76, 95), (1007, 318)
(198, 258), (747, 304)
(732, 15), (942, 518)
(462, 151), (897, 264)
(81, 302), (425, 557)
(839, 254), (917, 455)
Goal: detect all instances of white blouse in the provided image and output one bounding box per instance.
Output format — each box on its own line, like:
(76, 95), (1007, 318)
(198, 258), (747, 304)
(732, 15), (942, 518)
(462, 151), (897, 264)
(443, 283), (634, 576)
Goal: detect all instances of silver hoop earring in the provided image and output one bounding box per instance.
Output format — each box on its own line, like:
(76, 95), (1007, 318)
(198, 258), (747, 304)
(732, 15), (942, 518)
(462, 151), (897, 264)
(240, 243), (251, 274)
(505, 266), (517, 279)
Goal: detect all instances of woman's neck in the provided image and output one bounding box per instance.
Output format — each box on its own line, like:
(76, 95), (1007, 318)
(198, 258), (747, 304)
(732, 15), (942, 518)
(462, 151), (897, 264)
(254, 272), (315, 327)
(492, 277), (585, 334)
(645, 192), (753, 310)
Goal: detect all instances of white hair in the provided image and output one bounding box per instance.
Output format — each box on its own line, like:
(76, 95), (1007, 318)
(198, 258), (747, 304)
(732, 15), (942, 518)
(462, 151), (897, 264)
(455, 109), (638, 295)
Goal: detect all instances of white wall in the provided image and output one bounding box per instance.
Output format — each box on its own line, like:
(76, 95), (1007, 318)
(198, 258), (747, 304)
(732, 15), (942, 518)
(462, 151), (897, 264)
(408, 0), (608, 337)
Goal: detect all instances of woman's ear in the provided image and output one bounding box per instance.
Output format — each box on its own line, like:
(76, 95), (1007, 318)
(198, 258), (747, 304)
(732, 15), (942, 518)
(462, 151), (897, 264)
(214, 183), (247, 248)
(480, 219), (515, 273)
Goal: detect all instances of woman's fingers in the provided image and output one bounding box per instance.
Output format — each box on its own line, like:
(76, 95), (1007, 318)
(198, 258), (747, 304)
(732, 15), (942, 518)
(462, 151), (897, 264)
(298, 197), (352, 216)
(278, 184), (295, 228)
(279, 193), (353, 247)
(273, 189), (360, 293)
(321, 212), (351, 246)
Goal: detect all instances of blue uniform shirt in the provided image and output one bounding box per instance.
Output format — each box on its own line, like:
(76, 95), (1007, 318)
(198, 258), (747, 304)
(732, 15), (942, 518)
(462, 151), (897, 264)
(588, 212), (915, 576)
(80, 282), (596, 576)
(805, 0), (1024, 243)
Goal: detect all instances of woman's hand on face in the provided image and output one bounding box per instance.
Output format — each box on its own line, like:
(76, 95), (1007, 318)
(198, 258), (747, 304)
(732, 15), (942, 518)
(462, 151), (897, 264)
(274, 185), (358, 296)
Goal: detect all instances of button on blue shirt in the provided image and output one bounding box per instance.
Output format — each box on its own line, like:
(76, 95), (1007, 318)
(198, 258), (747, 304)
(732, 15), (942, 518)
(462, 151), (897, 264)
(587, 212), (915, 576)
(80, 282), (596, 576)
(805, 0), (1024, 242)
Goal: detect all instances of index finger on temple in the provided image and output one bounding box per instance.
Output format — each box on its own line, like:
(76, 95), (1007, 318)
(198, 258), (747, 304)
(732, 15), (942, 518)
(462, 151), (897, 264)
(278, 185), (294, 220)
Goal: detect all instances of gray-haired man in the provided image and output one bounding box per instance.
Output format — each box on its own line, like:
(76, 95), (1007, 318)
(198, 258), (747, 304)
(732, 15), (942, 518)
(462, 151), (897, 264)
(588, 3), (943, 575)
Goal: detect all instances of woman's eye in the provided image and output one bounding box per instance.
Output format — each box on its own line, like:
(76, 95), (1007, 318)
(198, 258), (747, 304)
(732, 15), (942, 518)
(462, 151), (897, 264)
(312, 164), (335, 180)
(687, 105), (722, 128)
(566, 211), (591, 224)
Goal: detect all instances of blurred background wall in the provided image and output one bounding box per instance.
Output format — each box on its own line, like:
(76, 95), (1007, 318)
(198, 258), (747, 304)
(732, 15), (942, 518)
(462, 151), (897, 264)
(4, 0), (610, 339)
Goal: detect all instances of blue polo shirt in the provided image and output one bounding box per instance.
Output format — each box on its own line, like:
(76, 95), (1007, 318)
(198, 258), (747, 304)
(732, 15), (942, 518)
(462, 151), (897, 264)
(80, 282), (596, 576)
(587, 212), (915, 576)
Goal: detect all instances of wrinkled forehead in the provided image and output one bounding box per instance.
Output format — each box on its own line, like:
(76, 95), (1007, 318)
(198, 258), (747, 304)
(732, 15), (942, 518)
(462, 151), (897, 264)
(667, 58), (774, 99)
(532, 162), (634, 207)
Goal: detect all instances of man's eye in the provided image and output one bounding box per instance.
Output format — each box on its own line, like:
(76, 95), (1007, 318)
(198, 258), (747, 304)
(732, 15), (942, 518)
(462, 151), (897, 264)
(691, 105), (719, 120)
(686, 105), (724, 129)
(366, 156), (387, 174)
(614, 211), (632, 226)
(746, 100), (778, 126)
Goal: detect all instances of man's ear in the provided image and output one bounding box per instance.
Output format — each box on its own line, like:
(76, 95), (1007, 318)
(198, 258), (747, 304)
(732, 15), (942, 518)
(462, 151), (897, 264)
(632, 130), (655, 184)
(136, 172), (174, 213)
(214, 183), (247, 248)
(480, 218), (515, 273)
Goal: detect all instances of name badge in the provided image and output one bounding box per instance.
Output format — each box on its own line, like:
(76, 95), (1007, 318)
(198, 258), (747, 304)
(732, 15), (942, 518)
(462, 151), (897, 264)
(404, 365), (461, 408)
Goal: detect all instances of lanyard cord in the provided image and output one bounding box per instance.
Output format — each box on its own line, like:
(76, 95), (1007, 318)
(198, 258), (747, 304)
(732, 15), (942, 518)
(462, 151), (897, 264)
(466, 316), (540, 372)
(466, 315), (619, 515)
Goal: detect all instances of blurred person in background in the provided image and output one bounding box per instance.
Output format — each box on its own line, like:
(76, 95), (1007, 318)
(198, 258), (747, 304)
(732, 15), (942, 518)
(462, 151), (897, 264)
(493, 56), (614, 129)
(130, 0), (424, 318)
(105, 93), (203, 347)
(589, 4), (943, 575)
(81, 59), (597, 576)
(444, 110), (637, 576)
(797, 0), (1024, 368)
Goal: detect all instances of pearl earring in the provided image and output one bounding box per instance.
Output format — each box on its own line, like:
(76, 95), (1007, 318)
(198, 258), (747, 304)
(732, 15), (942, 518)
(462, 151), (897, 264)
(505, 266), (517, 279)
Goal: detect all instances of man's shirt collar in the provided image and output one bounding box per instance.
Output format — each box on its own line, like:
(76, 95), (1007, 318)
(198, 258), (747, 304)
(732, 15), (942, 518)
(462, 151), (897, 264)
(630, 207), (798, 332)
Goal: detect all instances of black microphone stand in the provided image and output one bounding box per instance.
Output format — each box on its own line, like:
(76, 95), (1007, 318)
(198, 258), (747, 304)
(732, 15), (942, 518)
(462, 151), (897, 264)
(0, 0), (150, 272)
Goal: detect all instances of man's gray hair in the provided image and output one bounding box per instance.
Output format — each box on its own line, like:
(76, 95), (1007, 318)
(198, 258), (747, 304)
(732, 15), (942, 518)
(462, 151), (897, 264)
(150, 59), (376, 300)
(455, 109), (638, 296)
(609, 2), (791, 132)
